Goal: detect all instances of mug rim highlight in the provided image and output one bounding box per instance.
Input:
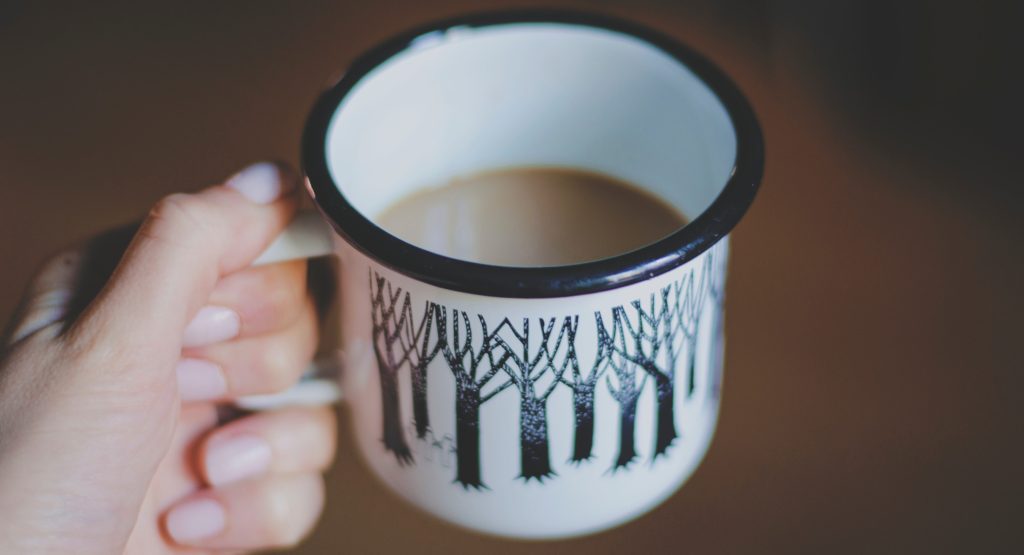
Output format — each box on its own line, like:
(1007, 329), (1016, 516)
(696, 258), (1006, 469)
(302, 9), (764, 298)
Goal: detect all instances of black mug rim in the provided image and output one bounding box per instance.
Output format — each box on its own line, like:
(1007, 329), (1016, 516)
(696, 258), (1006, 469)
(301, 9), (764, 298)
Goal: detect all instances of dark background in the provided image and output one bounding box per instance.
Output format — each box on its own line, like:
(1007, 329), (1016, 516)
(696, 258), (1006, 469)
(2, 1), (1022, 553)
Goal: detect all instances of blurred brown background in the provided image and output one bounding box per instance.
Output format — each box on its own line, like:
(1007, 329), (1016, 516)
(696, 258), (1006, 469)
(1, 1), (1022, 553)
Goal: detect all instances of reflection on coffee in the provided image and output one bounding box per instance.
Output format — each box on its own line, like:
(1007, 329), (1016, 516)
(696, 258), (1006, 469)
(376, 167), (686, 267)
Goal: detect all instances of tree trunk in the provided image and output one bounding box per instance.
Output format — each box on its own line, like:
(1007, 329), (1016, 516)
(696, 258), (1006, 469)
(653, 373), (678, 457)
(411, 363), (430, 439)
(519, 395), (553, 480)
(709, 307), (725, 400)
(613, 395), (639, 470)
(453, 386), (484, 489)
(376, 350), (412, 464)
(570, 385), (596, 463)
(686, 339), (698, 399)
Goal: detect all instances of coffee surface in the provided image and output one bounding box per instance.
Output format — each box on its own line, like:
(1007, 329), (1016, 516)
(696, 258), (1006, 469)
(376, 167), (686, 267)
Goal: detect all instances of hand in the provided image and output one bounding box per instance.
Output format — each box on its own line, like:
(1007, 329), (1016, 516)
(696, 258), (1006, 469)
(0, 162), (337, 554)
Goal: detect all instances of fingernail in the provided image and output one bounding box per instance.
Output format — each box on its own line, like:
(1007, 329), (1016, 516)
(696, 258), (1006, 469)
(205, 434), (273, 486)
(166, 498), (226, 543)
(225, 162), (294, 204)
(175, 358), (227, 401)
(182, 305), (240, 348)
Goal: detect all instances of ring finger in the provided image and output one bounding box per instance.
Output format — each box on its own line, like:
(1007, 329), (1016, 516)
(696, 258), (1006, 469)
(199, 405), (337, 487)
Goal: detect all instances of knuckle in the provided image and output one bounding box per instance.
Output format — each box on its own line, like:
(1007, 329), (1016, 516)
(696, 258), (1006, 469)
(37, 249), (81, 278)
(266, 513), (302, 546)
(26, 249), (82, 295)
(263, 481), (315, 546)
(144, 194), (220, 245)
(151, 193), (202, 224)
(311, 406), (338, 443)
(258, 342), (303, 391)
(315, 408), (339, 463)
(9, 250), (82, 344)
(313, 405), (338, 436)
(299, 306), (320, 355)
(255, 269), (304, 324)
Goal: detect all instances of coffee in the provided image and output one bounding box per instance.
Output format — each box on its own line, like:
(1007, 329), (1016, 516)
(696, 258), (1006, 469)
(376, 167), (686, 267)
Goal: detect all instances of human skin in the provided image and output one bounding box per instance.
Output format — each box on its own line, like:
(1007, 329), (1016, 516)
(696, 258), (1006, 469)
(0, 162), (337, 554)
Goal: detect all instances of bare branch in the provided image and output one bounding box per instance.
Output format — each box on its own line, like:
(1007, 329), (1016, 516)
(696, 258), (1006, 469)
(541, 363), (566, 399)
(478, 347), (511, 386)
(480, 379), (515, 403)
(530, 318), (556, 369)
(495, 317), (527, 344)
(616, 305), (637, 339)
(528, 365), (549, 385)
(593, 356), (612, 382)
(606, 374), (623, 402)
(459, 311), (473, 357)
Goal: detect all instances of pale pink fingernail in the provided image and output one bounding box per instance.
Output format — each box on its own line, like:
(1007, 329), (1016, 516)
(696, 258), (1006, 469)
(175, 359), (227, 401)
(182, 305), (240, 348)
(225, 162), (293, 204)
(205, 434), (272, 486)
(165, 498), (225, 543)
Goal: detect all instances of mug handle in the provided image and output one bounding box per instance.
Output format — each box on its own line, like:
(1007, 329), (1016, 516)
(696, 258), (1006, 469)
(251, 210), (336, 267)
(234, 210), (343, 410)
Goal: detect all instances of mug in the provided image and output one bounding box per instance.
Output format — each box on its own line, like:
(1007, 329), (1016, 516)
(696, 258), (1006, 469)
(253, 10), (763, 539)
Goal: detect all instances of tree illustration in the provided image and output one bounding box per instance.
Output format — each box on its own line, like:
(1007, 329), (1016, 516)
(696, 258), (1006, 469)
(403, 301), (444, 439)
(493, 317), (575, 481)
(560, 317), (611, 463)
(369, 271), (418, 465)
(599, 309), (649, 470)
(433, 306), (511, 489)
(678, 255), (713, 400)
(705, 248), (727, 400)
(609, 287), (682, 459)
(368, 253), (727, 486)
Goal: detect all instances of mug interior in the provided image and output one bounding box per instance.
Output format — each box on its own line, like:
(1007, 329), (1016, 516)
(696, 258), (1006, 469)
(324, 23), (737, 250)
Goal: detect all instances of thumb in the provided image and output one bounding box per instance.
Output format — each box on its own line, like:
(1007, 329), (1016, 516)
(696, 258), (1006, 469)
(67, 161), (299, 363)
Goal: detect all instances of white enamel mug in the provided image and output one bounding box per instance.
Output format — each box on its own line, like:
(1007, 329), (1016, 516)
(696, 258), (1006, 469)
(255, 10), (763, 540)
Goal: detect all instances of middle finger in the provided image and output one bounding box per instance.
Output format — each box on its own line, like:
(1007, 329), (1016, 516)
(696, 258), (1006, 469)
(179, 297), (318, 401)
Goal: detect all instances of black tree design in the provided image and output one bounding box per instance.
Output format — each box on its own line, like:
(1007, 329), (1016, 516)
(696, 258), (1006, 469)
(610, 290), (682, 459)
(434, 306), (511, 489)
(404, 302), (444, 439)
(599, 309), (649, 470)
(369, 271), (417, 464)
(366, 250), (725, 485)
(493, 317), (575, 482)
(561, 317), (612, 464)
(705, 247), (727, 400)
(678, 255), (713, 400)
(602, 255), (716, 461)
